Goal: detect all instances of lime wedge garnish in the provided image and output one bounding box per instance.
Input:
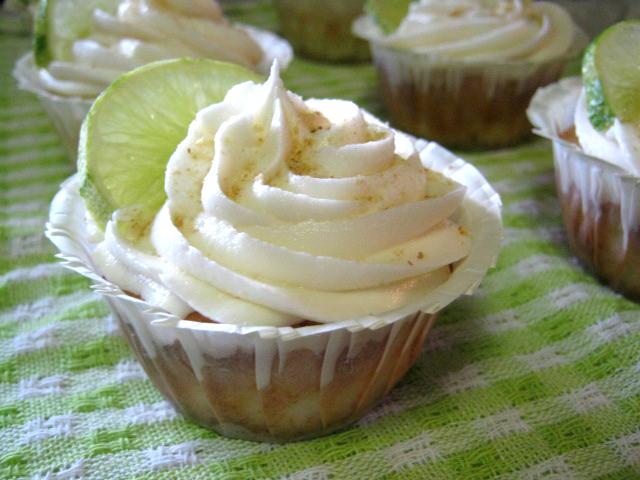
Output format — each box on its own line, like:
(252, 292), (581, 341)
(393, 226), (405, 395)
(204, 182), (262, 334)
(365, 0), (412, 34)
(78, 58), (261, 239)
(33, 0), (120, 67)
(583, 21), (640, 132)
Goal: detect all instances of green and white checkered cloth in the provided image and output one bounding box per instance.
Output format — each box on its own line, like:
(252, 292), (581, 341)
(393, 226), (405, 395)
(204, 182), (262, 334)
(2, 3), (640, 479)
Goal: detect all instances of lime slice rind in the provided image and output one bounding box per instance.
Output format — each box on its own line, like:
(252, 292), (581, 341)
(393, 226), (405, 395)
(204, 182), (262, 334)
(33, 0), (50, 67)
(583, 21), (640, 131)
(582, 42), (615, 132)
(78, 58), (261, 239)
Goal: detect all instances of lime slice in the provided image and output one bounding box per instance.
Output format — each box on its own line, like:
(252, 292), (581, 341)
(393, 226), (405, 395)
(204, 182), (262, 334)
(365, 0), (412, 34)
(78, 58), (261, 239)
(33, 0), (120, 67)
(583, 21), (640, 132)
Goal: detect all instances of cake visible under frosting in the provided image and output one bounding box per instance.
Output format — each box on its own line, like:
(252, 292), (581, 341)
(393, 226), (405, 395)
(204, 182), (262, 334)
(38, 0), (263, 98)
(90, 63), (471, 326)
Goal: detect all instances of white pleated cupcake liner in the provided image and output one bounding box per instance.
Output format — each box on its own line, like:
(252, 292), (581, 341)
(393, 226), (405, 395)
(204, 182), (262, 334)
(13, 53), (93, 161)
(371, 45), (575, 148)
(528, 77), (640, 299)
(46, 128), (502, 442)
(351, 19), (587, 147)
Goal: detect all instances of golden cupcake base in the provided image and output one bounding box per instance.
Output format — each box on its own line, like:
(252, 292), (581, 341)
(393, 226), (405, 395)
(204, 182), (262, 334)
(113, 298), (436, 443)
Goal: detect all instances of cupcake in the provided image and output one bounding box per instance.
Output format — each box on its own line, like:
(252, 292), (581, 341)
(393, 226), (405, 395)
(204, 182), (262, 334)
(274, 0), (370, 62)
(47, 59), (502, 442)
(353, 0), (582, 149)
(13, 0), (292, 159)
(527, 22), (640, 300)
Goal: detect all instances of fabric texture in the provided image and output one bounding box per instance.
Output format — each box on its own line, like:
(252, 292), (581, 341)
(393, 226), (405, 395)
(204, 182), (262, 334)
(1, 2), (640, 479)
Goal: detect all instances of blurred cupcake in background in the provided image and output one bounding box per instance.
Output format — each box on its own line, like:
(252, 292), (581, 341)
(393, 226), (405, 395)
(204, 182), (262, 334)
(354, 0), (584, 149)
(274, 0), (370, 63)
(13, 0), (292, 160)
(0, 0), (35, 35)
(528, 21), (640, 300)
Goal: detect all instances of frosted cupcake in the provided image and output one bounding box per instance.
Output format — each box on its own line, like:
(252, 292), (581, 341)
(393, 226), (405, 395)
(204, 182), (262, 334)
(274, 0), (370, 62)
(353, 0), (581, 149)
(47, 59), (502, 442)
(13, 0), (292, 159)
(528, 22), (640, 300)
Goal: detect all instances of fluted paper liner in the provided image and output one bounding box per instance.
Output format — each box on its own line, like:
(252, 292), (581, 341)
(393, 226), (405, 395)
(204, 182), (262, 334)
(13, 25), (293, 163)
(46, 140), (502, 442)
(352, 20), (586, 149)
(13, 53), (93, 161)
(528, 77), (640, 300)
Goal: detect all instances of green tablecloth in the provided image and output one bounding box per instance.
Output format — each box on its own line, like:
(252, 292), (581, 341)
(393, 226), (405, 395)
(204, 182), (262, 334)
(2, 3), (640, 479)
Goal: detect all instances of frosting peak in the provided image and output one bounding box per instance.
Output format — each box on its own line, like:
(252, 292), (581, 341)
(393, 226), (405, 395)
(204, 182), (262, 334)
(93, 64), (472, 326)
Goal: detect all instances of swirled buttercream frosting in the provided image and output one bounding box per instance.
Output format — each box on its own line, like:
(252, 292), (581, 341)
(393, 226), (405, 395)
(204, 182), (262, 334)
(38, 0), (263, 98)
(354, 0), (575, 62)
(91, 63), (471, 326)
(574, 89), (640, 177)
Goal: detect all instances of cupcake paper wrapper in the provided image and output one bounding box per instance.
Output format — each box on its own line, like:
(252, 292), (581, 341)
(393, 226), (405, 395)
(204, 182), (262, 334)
(368, 43), (571, 149)
(13, 53), (93, 161)
(12, 25), (293, 162)
(350, 17), (587, 149)
(528, 77), (640, 300)
(46, 139), (502, 442)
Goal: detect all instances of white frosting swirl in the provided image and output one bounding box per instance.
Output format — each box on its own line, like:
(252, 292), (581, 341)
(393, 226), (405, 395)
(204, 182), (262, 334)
(574, 88), (640, 177)
(354, 0), (575, 62)
(38, 0), (263, 98)
(92, 63), (471, 326)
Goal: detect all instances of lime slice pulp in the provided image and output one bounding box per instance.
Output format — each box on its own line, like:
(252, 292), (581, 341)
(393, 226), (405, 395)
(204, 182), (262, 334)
(33, 0), (120, 67)
(78, 58), (261, 239)
(583, 21), (640, 131)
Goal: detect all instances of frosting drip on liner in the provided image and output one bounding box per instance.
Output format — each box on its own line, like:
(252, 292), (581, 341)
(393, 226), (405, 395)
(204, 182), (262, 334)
(92, 63), (471, 326)
(574, 89), (640, 177)
(354, 0), (575, 62)
(38, 0), (263, 98)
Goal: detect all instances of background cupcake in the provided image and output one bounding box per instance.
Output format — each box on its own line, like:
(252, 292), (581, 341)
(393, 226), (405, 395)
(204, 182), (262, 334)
(13, 0), (292, 159)
(274, 0), (370, 63)
(353, 0), (582, 149)
(528, 21), (640, 300)
(48, 59), (502, 442)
